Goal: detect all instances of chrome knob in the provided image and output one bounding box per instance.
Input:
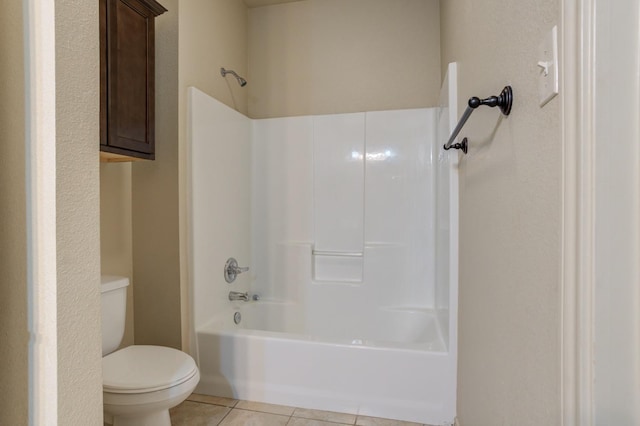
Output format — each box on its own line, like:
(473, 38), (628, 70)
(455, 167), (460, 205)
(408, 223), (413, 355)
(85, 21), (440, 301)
(224, 257), (249, 283)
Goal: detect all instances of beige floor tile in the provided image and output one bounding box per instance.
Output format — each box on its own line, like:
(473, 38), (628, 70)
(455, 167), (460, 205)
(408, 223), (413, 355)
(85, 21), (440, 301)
(219, 408), (290, 426)
(292, 408), (356, 424)
(170, 400), (231, 426)
(288, 417), (352, 426)
(236, 400), (296, 416)
(355, 415), (423, 426)
(187, 393), (239, 407)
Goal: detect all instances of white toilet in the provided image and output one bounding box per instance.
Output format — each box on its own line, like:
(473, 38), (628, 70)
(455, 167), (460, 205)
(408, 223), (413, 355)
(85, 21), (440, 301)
(101, 275), (200, 426)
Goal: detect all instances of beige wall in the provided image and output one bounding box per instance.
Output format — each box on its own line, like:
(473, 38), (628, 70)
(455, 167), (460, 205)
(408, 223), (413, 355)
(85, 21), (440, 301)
(440, 1), (561, 425)
(100, 163), (134, 347)
(132, 0), (182, 348)
(180, 0), (249, 116)
(101, 0), (183, 349)
(247, 0), (440, 118)
(0, 1), (28, 424)
(56, 0), (103, 423)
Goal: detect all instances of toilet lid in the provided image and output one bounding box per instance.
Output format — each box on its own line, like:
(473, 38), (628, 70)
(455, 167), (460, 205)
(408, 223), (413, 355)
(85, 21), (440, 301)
(103, 345), (198, 393)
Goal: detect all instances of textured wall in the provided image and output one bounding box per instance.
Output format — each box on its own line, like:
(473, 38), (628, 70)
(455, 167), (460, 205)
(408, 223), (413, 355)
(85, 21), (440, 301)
(440, 1), (561, 425)
(132, 0), (182, 349)
(55, 0), (103, 423)
(0, 0), (28, 423)
(247, 0), (440, 118)
(100, 163), (134, 347)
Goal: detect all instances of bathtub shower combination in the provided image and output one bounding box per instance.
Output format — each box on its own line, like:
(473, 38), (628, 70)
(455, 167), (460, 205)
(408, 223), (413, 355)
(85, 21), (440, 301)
(187, 64), (459, 425)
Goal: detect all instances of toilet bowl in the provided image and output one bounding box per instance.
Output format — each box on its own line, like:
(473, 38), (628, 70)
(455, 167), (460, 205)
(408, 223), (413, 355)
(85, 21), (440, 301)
(101, 276), (199, 426)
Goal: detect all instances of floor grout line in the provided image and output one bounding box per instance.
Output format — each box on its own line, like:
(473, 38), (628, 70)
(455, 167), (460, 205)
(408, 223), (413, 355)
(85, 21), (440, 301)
(186, 395), (239, 409)
(233, 407), (295, 416)
(288, 415), (354, 425)
(215, 405), (233, 425)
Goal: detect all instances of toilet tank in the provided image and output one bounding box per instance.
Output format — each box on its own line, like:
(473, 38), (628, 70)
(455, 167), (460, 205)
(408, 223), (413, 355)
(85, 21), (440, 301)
(101, 275), (129, 357)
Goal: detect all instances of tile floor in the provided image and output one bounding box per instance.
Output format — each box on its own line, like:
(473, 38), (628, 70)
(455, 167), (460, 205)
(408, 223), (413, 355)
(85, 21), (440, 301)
(169, 393), (434, 426)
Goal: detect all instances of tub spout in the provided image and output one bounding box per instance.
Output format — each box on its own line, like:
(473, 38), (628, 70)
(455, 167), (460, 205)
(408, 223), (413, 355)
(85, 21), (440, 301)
(229, 291), (249, 301)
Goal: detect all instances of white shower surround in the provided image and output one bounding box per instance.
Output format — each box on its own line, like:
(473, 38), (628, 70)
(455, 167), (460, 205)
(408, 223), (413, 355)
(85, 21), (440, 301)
(187, 64), (459, 425)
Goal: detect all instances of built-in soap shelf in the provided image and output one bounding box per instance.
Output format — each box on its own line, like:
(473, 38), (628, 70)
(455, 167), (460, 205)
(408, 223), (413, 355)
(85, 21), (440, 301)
(312, 249), (364, 283)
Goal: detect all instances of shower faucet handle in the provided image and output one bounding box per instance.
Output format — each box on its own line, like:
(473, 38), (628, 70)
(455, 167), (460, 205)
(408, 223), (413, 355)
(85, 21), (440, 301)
(228, 291), (249, 301)
(224, 257), (249, 283)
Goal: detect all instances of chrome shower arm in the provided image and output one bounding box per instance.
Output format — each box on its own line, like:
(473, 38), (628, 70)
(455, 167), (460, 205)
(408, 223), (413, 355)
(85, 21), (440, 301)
(220, 67), (247, 87)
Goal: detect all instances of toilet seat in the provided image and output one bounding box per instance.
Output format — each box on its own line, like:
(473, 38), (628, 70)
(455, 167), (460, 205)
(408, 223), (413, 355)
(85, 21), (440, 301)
(103, 345), (198, 394)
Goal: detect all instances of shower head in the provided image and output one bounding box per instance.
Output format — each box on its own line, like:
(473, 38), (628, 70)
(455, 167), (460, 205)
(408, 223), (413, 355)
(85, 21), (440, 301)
(220, 68), (247, 87)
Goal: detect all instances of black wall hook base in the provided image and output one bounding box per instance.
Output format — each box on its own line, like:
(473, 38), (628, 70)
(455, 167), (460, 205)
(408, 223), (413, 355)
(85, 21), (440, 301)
(497, 85), (513, 115)
(443, 137), (468, 154)
(468, 85), (513, 116)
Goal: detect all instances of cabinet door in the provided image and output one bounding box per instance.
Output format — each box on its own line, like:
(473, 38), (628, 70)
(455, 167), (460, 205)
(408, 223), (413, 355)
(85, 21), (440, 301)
(103, 0), (156, 159)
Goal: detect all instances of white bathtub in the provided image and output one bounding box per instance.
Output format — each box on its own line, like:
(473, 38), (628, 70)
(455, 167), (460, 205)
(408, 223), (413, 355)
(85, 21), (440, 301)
(188, 81), (460, 425)
(195, 301), (456, 425)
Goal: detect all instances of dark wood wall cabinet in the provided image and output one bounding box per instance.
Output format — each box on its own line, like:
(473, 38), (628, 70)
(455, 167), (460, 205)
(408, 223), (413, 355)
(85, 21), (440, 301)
(100, 0), (167, 161)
